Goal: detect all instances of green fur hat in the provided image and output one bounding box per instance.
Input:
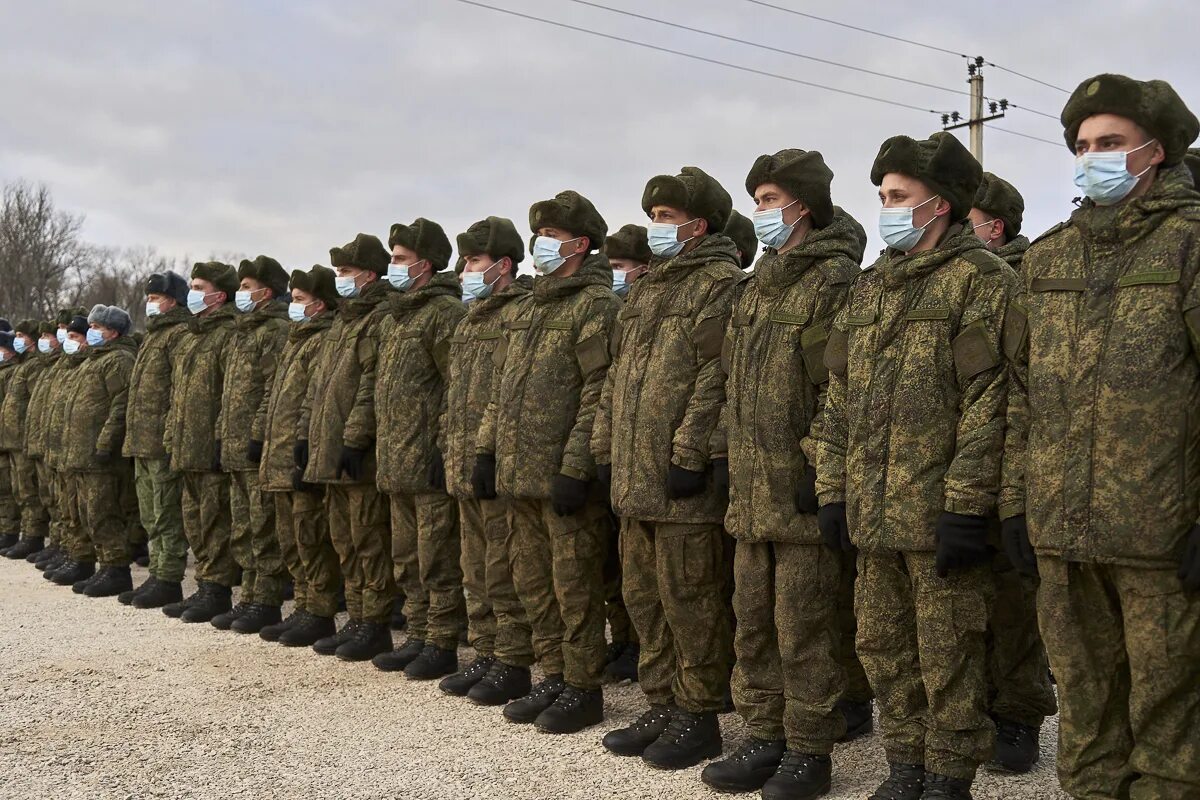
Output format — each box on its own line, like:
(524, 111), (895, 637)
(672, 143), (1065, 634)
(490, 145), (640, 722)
(289, 265), (339, 307)
(870, 131), (981, 221)
(237, 255), (290, 299)
(1061, 74), (1198, 166)
(744, 149), (835, 229)
(388, 218), (453, 272)
(972, 172), (1025, 237)
(456, 216), (525, 267)
(641, 166), (732, 234)
(190, 261), (238, 298)
(329, 234), (390, 276)
(723, 211), (757, 269)
(529, 190), (607, 251)
(604, 224), (652, 264)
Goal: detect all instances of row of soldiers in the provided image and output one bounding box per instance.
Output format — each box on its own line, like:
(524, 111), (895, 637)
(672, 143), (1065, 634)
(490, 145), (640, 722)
(2, 71), (1199, 800)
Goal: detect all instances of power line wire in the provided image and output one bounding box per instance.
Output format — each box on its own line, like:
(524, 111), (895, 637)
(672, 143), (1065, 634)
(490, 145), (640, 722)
(986, 62), (1070, 94)
(565, 0), (972, 98)
(454, 0), (949, 115)
(990, 126), (1062, 147)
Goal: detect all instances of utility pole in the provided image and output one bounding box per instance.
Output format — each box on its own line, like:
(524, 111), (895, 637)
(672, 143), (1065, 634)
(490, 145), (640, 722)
(942, 57), (1007, 166)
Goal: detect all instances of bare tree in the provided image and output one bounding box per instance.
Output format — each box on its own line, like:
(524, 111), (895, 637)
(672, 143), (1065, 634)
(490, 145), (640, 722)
(0, 180), (86, 320)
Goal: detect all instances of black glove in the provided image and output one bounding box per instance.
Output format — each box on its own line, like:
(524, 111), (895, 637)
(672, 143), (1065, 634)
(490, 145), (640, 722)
(293, 440), (309, 471)
(596, 462), (612, 493)
(1001, 515), (1038, 577)
(795, 464), (818, 515)
(336, 445), (367, 481)
(818, 502), (852, 552)
(667, 464), (706, 499)
(212, 440), (222, 471)
(247, 439), (263, 464)
(935, 512), (991, 578)
(550, 474), (589, 517)
(712, 458), (729, 501)
(1179, 523), (1200, 593)
(427, 449), (446, 491)
(472, 453), (497, 500)
(94, 450), (113, 465)
(291, 468), (318, 493)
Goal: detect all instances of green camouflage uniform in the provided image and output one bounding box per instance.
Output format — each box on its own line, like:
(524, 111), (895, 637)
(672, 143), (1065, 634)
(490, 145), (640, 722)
(813, 223), (1016, 780)
(260, 311), (337, 617)
(444, 275), (534, 664)
(60, 336), (137, 566)
(124, 305), (191, 581)
(592, 233), (742, 713)
(1002, 164), (1200, 798)
(42, 351), (86, 556)
(376, 271), (467, 650)
(722, 209), (871, 752)
(219, 301), (289, 605)
(0, 360), (18, 535)
(478, 254), (620, 690)
(301, 278), (395, 623)
(24, 349), (63, 548)
(165, 304), (238, 587)
(0, 347), (52, 540)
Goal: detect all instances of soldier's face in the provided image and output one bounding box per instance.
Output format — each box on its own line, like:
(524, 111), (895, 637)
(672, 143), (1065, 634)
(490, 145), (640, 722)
(752, 183), (805, 226)
(67, 331), (86, 347)
(1076, 114), (1165, 176)
(191, 278), (224, 306)
(40, 335), (58, 351)
(879, 174), (947, 227)
(147, 292), (176, 311)
(648, 206), (705, 238)
(239, 277), (270, 302)
(536, 227), (589, 256)
(462, 254), (508, 277)
(609, 257), (648, 282)
(291, 288), (324, 317)
(967, 208), (1003, 247)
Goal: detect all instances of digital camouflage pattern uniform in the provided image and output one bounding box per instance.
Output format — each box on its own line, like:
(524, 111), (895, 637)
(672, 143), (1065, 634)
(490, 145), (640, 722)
(0, 356), (18, 537)
(444, 273), (534, 666)
(60, 335), (137, 567)
(0, 326), (52, 544)
(478, 253), (620, 691)
(723, 207), (870, 753)
(42, 338), (88, 559)
(124, 305), (191, 582)
(219, 299), (289, 606)
(24, 328), (63, 550)
(1003, 162), (1200, 799)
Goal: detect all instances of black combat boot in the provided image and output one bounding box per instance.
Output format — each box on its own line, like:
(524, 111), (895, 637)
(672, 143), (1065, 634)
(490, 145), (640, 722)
(837, 698), (874, 742)
(503, 674), (565, 724)
(179, 582), (233, 623)
(391, 603), (407, 631)
(404, 644), (458, 680)
(119, 576), (156, 605)
(259, 608), (308, 642)
(602, 705), (674, 757)
(641, 709), (722, 770)
(279, 614), (336, 648)
(761, 751), (832, 800)
(162, 586), (201, 618)
(534, 685), (603, 734)
(700, 737), (786, 791)
(988, 718), (1039, 774)
(0, 533), (17, 551)
(919, 773), (973, 800)
(52, 560), (95, 586)
(604, 642), (639, 683)
(868, 763), (925, 800)
(42, 551), (71, 579)
(231, 604), (282, 634)
(83, 566), (133, 597)
(467, 661), (532, 706)
(210, 602), (251, 630)
(439, 655), (494, 696)
(335, 621), (392, 662)
(134, 579), (183, 609)
(33, 545), (60, 567)
(313, 619), (359, 655)
(370, 637), (425, 672)
(5, 536), (44, 559)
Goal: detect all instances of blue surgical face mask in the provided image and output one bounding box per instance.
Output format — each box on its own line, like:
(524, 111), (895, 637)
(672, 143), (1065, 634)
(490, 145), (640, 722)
(86, 328), (105, 347)
(56, 329), (67, 344)
(145, 300), (162, 318)
(335, 275), (360, 298)
(753, 199), (802, 249)
(14, 337), (28, 354)
(234, 289), (258, 313)
(878, 195), (940, 252)
(38, 338), (52, 354)
(532, 236), (580, 275)
(1073, 139), (1156, 206)
(187, 289), (210, 315)
(63, 338), (80, 355)
(612, 266), (646, 297)
(387, 261), (422, 292)
(288, 301), (311, 323)
(462, 259), (503, 302)
(646, 219), (698, 258)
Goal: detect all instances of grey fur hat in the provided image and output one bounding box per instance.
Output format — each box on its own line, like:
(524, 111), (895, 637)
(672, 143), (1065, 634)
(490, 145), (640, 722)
(87, 304), (132, 336)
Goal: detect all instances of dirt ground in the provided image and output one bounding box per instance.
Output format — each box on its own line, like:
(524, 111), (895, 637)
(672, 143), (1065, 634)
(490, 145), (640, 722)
(0, 558), (1069, 799)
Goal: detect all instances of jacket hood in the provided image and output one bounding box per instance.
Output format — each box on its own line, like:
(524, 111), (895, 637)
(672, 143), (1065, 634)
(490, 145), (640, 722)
(532, 252), (613, 303)
(755, 207), (866, 294)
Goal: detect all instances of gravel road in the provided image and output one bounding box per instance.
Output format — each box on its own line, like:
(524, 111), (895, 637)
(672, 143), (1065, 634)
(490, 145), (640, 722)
(0, 558), (1069, 799)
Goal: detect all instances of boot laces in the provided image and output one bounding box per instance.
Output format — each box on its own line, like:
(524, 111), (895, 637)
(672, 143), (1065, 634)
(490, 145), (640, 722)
(463, 657), (493, 680)
(631, 706), (670, 732)
(528, 676), (562, 699)
(996, 719), (1035, 748)
(870, 764), (925, 800)
(554, 686), (583, 710)
(777, 751), (825, 778)
(731, 738), (775, 762)
(660, 711), (699, 745)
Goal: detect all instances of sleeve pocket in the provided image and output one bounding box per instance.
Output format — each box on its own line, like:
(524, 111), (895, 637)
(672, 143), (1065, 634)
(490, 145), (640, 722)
(575, 332), (610, 375)
(952, 322), (1000, 382)
(824, 328), (848, 379)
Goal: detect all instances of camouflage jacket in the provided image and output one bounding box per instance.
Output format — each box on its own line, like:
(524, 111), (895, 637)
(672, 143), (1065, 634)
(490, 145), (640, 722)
(478, 254), (620, 500)
(723, 211), (864, 543)
(39, 353), (84, 467)
(994, 235), (1029, 273)
(23, 351), (62, 459)
(375, 271), (466, 496)
(165, 304), (237, 472)
(593, 234), (743, 524)
(301, 279), (395, 485)
(0, 352), (51, 451)
(812, 222), (1017, 552)
(123, 305), (191, 459)
(443, 276), (532, 499)
(217, 301), (289, 471)
(259, 312), (334, 492)
(1002, 164), (1200, 568)
(59, 336), (137, 471)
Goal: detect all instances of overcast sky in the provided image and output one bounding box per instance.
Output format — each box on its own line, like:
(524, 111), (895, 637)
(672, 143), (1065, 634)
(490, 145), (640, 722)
(2, 0), (1197, 273)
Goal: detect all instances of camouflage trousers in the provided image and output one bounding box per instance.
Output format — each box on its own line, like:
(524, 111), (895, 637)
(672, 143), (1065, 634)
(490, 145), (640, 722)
(602, 510), (637, 646)
(987, 550), (1056, 728)
(1038, 557), (1199, 800)
(0, 452), (18, 534)
(622, 518), (733, 713)
(856, 550), (995, 781)
(55, 469), (88, 559)
(181, 470), (236, 587)
(229, 469), (284, 606)
(277, 487), (340, 618)
(71, 469), (130, 567)
(120, 463), (144, 548)
(731, 540), (871, 755)
(325, 483), (390, 623)
(34, 460), (62, 548)
(508, 498), (609, 690)
(459, 496), (532, 664)
(134, 458), (186, 582)
(10, 451), (48, 539)
(390, 492), (464, 651)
